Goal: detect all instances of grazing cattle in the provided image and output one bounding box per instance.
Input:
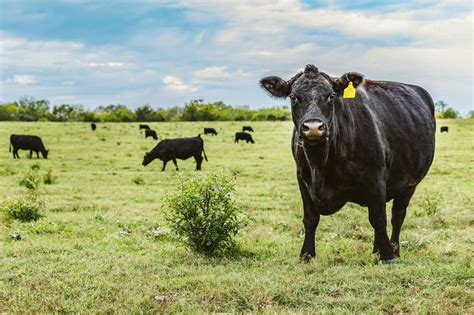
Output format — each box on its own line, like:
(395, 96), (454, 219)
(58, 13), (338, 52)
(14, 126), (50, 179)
(204, 127), (218, 136)
(145, 129), (158, 140)
(139, 124), (150, 130)
(260, 64), (435, 264)
(91, 123), (96, 131)
(243, 126), (254, 132)
(234, 132), (255, 143)
(10, 134), (49, 159)
(142, 135), (208, 171)
(440, 126), (448, 133)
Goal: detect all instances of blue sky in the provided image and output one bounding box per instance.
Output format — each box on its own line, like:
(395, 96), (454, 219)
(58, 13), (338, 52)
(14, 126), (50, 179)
(0, 0), (472, 114)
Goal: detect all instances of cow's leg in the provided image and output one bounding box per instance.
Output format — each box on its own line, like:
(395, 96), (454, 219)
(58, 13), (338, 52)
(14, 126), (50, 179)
(13, 149), (18, 159)
(194, 155), (203, 171)
(172, 159), (179, 171)
(368, 187), (395, 263)
(36, 151), (40, 158)
(161, 160), (168, 171)
(297, 175), (320, 261)
(29, 150), (33, 159)
(390, 188), (415, 257)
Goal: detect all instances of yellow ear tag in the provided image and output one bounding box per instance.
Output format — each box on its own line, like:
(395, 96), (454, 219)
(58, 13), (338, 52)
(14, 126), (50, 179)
(343, 81), (356, 99)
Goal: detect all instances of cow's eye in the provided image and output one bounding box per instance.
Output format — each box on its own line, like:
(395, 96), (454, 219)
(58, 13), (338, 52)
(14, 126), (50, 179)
(327, 92), (337, 103)
(289, 94), (299, 104)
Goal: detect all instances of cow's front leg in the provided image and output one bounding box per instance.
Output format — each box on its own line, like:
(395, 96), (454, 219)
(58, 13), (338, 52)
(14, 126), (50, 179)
(368, 193), (396, 264)
(29, 150), (33, 159)
(297, 175), (320, 261)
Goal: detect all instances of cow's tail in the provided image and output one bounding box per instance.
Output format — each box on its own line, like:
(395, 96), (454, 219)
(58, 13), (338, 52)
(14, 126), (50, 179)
(202, 146), (208, 162)
(9, 142), (11, 152)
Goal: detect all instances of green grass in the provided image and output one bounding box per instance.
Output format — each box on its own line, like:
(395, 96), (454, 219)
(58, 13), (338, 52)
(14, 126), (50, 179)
(0, 120), (473, 313)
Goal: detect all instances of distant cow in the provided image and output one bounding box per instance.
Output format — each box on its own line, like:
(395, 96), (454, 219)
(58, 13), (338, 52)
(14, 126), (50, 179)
(440, 126), (449, 133)
(91, 123), (96, 131)
(139, 124), (150, 130)
(10, 135), (49, 159)
(142, 135), (208, 171)
(204, 128), (218, 136)
(235, 132), (255, 143)
(145, 129), (158, 140)
(243, 126), (254, 132)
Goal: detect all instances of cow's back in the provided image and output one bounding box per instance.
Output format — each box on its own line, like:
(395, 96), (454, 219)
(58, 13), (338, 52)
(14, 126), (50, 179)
(10, 134), (45, 151)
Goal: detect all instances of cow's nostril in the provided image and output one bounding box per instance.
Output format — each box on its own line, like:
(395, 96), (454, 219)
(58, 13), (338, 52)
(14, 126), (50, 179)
(301, 124), (310, 132)
(318, 124), (326, 131)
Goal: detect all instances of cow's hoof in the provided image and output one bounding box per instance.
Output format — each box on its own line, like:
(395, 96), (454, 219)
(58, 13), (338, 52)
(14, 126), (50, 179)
(378, 257), (397, 265)
(299, 252), (315, 262)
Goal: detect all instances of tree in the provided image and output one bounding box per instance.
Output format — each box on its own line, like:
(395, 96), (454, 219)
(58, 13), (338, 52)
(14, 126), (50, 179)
(17, 97), (50, 121)
(466, 110), (474, 119)
(52, 104), (84, 121)
(135, 104), (155, 122)
(438, 107), (459, 119)
(435, 100), (448, 113)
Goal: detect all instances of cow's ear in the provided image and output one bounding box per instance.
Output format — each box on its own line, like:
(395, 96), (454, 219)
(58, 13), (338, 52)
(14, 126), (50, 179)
(260, 76), (291, 98)
(333, 72), (364, 95)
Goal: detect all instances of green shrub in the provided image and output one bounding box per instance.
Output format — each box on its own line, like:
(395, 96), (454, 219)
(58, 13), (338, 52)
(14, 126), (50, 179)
(1, 195), (45, 222)
(31, 162), (41, 170)
(19, 172), (41, 190)
(43, 169), (56, 185)
(163, 175), (245, 256)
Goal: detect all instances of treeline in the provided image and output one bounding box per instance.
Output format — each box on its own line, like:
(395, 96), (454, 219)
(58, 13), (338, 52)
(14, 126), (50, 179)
(0, 97), (290, 122)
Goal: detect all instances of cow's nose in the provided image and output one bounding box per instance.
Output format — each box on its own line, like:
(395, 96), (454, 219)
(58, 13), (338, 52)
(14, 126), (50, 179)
(301, 120), (327, 139)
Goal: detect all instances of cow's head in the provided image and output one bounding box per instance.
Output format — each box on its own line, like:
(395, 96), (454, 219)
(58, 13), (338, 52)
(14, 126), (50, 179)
(142, 151), (153, 166)
(42, 149), (49, 159)
(260, 64), (363, 145)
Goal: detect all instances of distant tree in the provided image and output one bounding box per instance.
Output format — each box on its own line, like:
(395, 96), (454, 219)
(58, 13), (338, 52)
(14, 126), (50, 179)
(435, 100), (448, 113)
(438, 107), (459, 119)
(17, 97), (50, 121)
(135, 104), (155, 121)
(466, 110), (474, 119)
(52, 104), (84, 121)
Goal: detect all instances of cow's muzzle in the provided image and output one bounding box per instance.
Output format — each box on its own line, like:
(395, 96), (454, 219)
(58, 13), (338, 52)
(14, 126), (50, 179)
(300, 120), (328, 142)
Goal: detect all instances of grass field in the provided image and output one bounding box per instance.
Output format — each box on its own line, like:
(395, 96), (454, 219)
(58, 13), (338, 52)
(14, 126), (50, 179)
(0, 119), (473, 313)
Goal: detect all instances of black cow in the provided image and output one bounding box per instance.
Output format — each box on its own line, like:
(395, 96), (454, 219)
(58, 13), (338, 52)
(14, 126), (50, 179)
(91, 123), (96, 131)
(243, 126), (254, 132)
(440, 126), (448, 133)
(139, 124), (150, 130)
(10, 134), (49, 159)
(142, 135), (208, 171)
(234, 132), (254, 143)
(204, 128), (218, 136)
(145, 129), (158, 140)
(260, 64), (435, 264)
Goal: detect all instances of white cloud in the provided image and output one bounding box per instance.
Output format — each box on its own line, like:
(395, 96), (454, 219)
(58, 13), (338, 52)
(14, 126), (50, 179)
(194, 66), (228, 78)
(162, 75), (198, 92)
(88, 62), (127, 68)
(13, 75), (36, 85)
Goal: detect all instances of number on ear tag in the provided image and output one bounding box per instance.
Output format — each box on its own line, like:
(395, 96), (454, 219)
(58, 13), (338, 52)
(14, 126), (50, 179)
(343, 81), (356, 99)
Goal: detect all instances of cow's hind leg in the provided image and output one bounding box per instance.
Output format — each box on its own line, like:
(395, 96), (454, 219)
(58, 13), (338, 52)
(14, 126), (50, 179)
(29, 150), (33, 159)
(13, 149), (19, 159)
(172, 159), (179, 171)
(194, 155), (203, 171)
(161, 160), (168, 171)
(390, 188), (416, 257)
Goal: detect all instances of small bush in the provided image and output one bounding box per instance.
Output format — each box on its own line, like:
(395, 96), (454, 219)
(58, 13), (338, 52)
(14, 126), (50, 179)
(43, 169), (56, 185)
(31, 163), (41, 170)
(1, 195), (45, 222)
(422, 195), (441, 216)
(19, 172), (41, 190)
(163, 175), (245, 256)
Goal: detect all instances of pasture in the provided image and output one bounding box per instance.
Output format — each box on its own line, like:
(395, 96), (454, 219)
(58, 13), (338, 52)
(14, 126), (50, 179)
(0, 120), (473, 313)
